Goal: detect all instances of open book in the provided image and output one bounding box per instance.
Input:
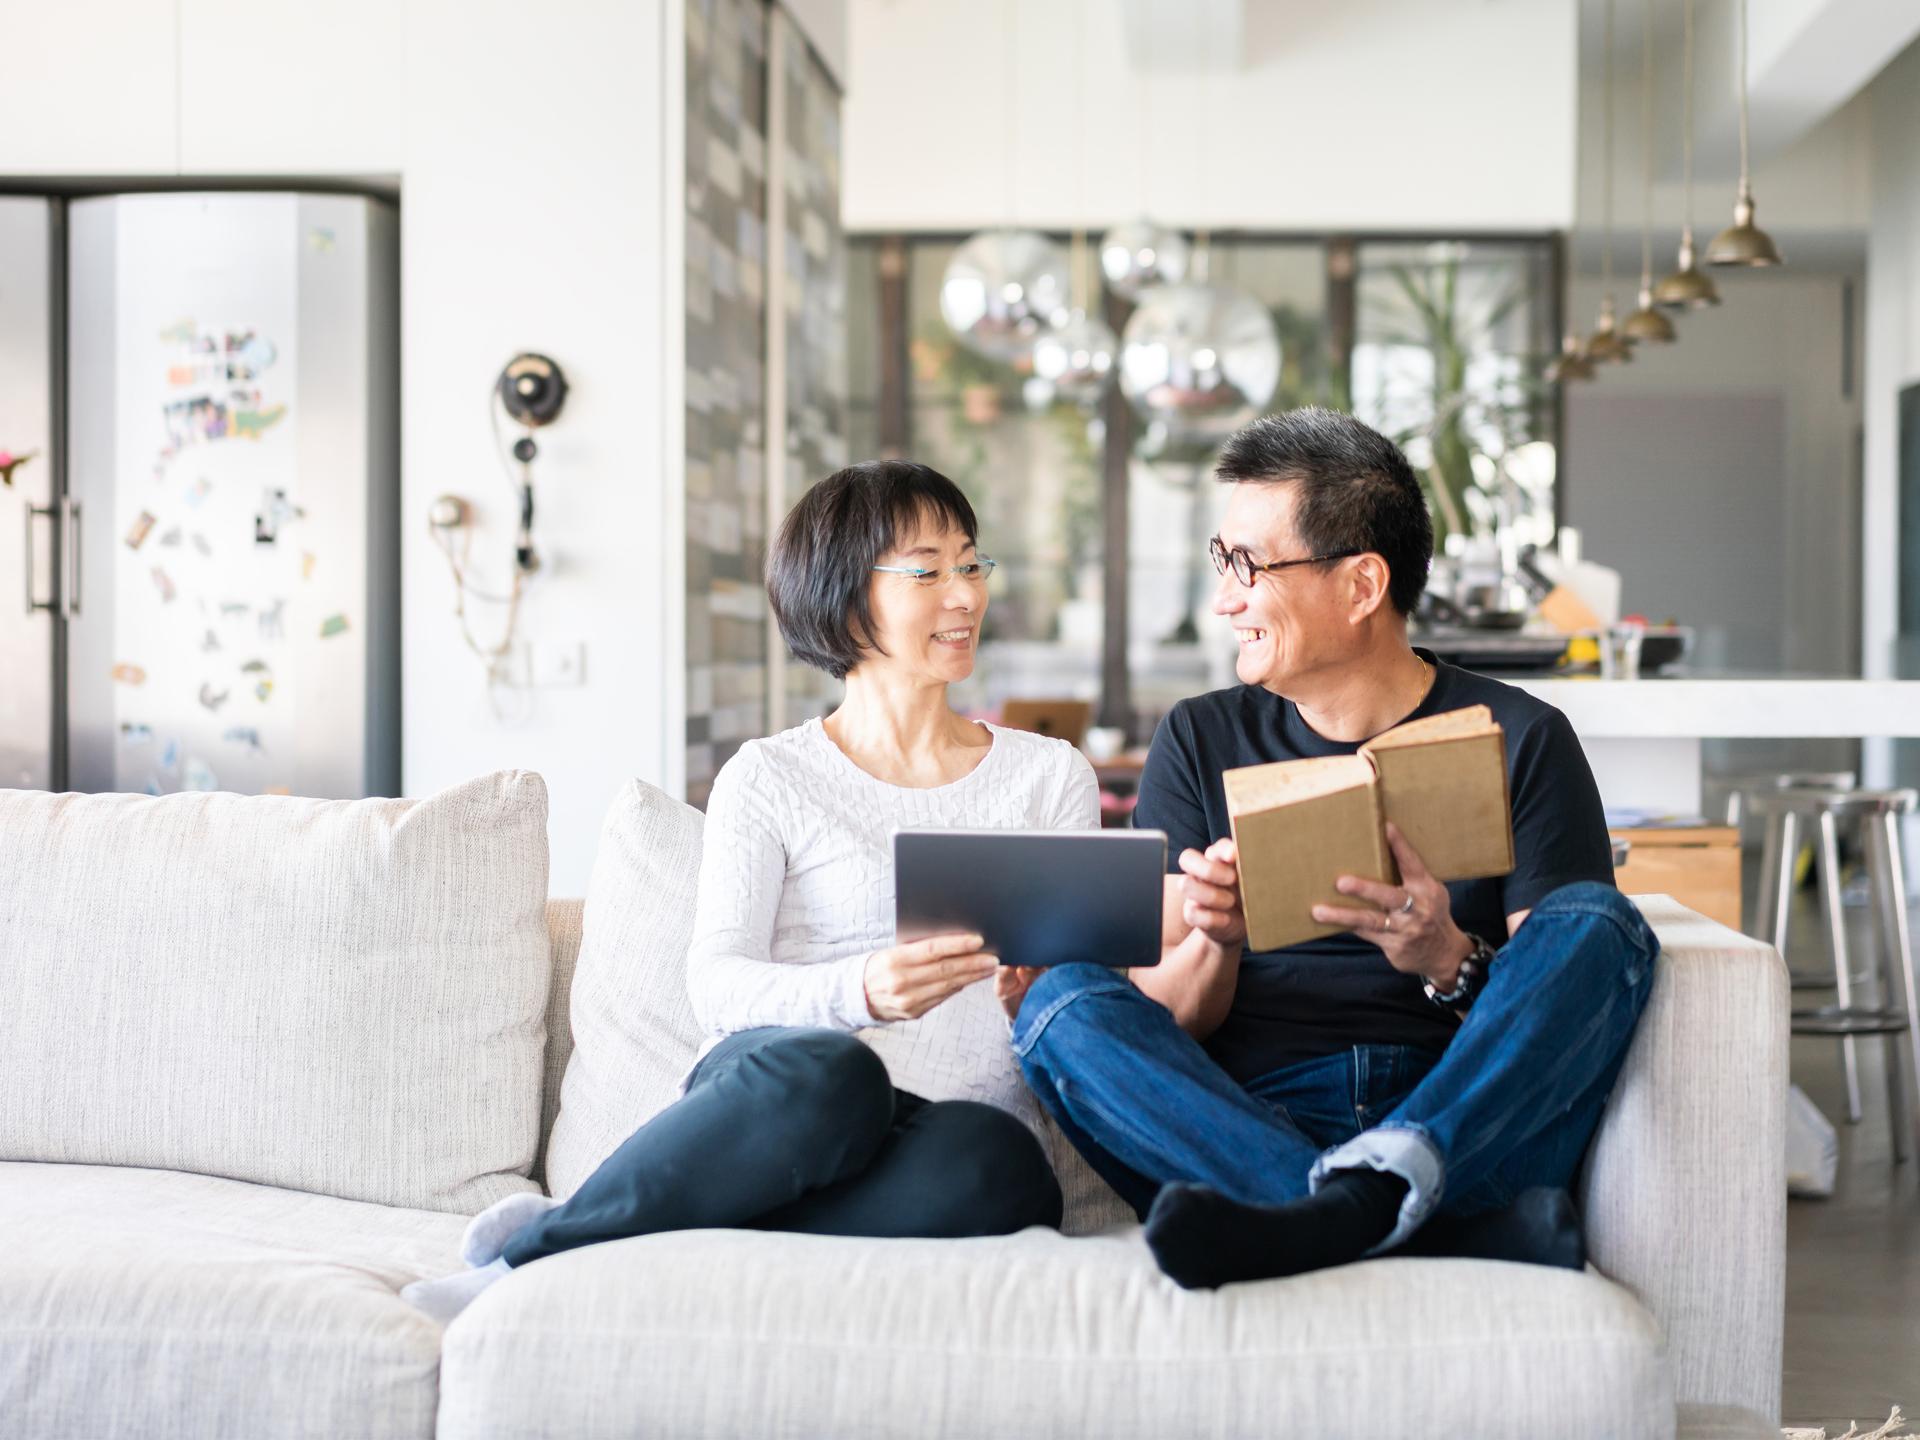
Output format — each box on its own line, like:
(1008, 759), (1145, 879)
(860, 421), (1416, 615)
(1223, 705), (1515, 950)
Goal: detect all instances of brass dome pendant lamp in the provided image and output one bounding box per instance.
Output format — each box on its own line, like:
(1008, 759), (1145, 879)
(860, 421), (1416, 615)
(1654, 0), (1720, 308)
(1546, 333), (1597, 384)
(1621, 0), (1676, 343)
(1705, 0), (1784, 268)
(1586, 0), (1633, 364)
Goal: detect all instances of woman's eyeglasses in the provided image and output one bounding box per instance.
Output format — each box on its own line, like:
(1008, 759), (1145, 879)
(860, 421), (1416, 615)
(871, 557), (998, 588)
(1208, 535), (1360, 588)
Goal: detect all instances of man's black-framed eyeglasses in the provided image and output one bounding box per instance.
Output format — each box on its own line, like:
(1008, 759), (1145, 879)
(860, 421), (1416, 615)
(1208, 535), (1363, 588)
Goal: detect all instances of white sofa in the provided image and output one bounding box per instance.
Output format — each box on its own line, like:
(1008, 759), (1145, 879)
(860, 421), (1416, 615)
(2, 773), (1788, 1439)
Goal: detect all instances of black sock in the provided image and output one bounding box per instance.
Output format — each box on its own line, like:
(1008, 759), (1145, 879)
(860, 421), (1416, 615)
(1391, 1187), (1586, 1271)
(1144, 1169), (1411, 1290)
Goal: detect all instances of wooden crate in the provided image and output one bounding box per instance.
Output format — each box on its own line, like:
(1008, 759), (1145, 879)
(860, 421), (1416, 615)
(1610, 826), (1742, 930)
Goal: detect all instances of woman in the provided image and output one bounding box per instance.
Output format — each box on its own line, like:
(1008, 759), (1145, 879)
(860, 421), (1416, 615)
(404, 460), (1099, 1321)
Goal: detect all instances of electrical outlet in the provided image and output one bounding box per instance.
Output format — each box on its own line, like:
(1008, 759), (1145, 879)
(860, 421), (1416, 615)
(531, 640), (587, 688)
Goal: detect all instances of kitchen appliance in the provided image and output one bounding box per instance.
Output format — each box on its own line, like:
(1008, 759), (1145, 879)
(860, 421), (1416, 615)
(0, 193), (399, 798)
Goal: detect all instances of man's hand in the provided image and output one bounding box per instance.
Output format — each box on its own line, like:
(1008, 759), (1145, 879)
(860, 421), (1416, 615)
(1173, 838), (1247, 948)
(996, 964), (1044, 1022)
(1311, 822), (1470, 988)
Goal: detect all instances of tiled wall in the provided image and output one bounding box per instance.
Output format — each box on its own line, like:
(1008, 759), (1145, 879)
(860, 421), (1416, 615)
(684, 0), (845, 808)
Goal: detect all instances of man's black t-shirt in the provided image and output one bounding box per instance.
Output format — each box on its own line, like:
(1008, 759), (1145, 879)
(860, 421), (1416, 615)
(1134, 649), (1614, 1085)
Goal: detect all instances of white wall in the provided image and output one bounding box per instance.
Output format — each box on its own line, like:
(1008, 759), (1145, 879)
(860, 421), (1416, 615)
(0, 0), (692, 894)
(841, 0), (1579, 232)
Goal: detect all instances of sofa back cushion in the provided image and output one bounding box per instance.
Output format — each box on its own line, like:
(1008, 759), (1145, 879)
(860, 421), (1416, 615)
(542, 779), (707, 1200)
(0, 772), (551, 1214)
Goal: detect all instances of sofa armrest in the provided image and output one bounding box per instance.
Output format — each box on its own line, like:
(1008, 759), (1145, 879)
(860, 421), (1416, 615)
(1579, 896), (1788, 1426)
(532, 898), (587, 1191)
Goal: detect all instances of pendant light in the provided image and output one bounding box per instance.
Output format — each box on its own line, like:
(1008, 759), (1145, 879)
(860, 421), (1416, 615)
(1621, 0), (1675, 343)
(1586, 0), (1632, 364)
(1705, 0), (1784, 268)
(1546, 333), (1596, 384)
(1654, 0), (1720, 308)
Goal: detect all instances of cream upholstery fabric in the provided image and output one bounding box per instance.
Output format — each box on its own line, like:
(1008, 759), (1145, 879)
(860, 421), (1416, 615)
(1581, 896), (1788, 1426)
(1, 1161), (464, 1440)
(531, 898), (585, 1191)
(439, 1226), (1673, 1440)
(0, 773), (552, 1213)
(541, 780), (707, 1200)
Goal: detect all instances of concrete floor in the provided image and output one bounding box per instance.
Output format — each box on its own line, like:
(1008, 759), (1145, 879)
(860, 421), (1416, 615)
(1766, 880), (1920, 1431)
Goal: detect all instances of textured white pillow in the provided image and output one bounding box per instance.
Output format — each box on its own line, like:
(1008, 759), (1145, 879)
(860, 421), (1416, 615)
(542, 779), (706, 1200)
(0, 771), (552, 1214)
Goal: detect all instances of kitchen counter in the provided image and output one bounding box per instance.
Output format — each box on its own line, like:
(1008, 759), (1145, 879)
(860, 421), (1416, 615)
(1500, 675), (1920, 812)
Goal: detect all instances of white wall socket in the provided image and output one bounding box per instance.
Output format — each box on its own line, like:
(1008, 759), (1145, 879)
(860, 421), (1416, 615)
(531, 640), (587, 688)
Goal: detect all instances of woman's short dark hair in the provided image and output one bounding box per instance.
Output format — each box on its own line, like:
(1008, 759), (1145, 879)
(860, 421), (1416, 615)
(1213, 407), (1433, 617)
(767, 460), (979, 680)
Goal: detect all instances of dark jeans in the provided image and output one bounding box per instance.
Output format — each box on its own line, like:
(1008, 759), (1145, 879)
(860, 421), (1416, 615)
(1011, 881), (1658, 1251)
(502, 1025), (1062, 1267)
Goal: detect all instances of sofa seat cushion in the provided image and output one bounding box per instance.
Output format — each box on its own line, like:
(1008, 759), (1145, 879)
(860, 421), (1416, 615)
(439, 1224), (1674, 1440)
(2, 1162), (464, 1440)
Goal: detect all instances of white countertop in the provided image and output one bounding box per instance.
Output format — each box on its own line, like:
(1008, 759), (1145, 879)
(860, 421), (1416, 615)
(1506, 677), (1920, 739)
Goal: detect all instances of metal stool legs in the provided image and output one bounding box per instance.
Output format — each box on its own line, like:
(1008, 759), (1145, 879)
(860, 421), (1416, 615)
(1864, 809), (1920, 1163)
(1816, 806), (1864, 1123)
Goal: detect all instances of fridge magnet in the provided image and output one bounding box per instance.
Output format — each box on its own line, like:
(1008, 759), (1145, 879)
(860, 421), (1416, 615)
(242, 658), (273, 703)
(254, 487), (305, 544)
(185, 477), (211, 507)
(124, 511), (158, 550)
(0, 448), (40, 486)
(301, 551), (317, 580)
(158, 319), (195, 344)
(159, 526), (182, 547)
(222, 725), (265, 753)
(191, 532), (213, 558)
(151, 567), (177, 603)
(225, 332), (277, 382)
(233, 402), (288, 440)
(319, 613), (349, 639)
(308, 227), (336, 253)
(184, 757), (218, 792)
(201, 628), (221, 653)
(160, 739), (179, 771)
(219, 600), (251, 618)
(197, 682), (230, 712)
(110, 662), (146, 686)
(259, 597), (286, 642)
(119, 722), (153, 745)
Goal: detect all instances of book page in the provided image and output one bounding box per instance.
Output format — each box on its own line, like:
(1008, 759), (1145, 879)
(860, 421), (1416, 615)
(1222, 755), (1375, 816)
(1360, 704), (1498, 753)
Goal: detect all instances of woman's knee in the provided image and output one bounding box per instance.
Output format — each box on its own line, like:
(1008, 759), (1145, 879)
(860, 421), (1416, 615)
(917, 1103), (1063, 1235)
(750, 1030), (895, 1140)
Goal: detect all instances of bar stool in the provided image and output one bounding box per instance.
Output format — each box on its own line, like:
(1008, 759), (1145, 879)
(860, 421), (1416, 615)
(1747, 785), (1920, 1163)
(1736, 771), (1865, 990)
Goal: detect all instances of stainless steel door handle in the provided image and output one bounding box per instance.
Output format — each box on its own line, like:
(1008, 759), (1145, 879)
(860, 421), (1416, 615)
(25, 500), (54, 615)
(60, 497), (81, 618)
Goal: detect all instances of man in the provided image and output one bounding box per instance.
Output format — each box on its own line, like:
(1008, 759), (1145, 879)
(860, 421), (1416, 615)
(1006, 407), (1658, 1290)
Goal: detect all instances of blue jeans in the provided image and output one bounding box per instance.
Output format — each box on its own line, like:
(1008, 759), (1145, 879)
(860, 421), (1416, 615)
(1011, 881), (1658, 1251)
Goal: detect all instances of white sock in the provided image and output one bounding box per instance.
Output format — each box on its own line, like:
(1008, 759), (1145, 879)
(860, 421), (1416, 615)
(460, 1191), (562, 1267)
(400, 1257), (510, 1325)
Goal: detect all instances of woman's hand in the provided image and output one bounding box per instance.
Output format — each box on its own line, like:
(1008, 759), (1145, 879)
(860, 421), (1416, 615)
(996, 964), (1044, 1022)
(863, 933), (998, 1021)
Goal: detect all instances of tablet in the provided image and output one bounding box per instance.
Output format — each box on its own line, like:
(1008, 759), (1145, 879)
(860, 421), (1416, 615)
(893, 828), (1166, 969)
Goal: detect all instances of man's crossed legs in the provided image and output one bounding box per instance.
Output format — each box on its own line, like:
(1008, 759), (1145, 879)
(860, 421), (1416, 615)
(1011, 882), (1658, 1288)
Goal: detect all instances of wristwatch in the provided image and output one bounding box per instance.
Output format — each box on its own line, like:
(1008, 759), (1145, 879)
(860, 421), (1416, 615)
(1423, 933), (1498, 1011)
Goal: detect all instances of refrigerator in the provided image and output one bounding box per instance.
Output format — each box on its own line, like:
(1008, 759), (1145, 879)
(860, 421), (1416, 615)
(1, 192), (399, 799)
